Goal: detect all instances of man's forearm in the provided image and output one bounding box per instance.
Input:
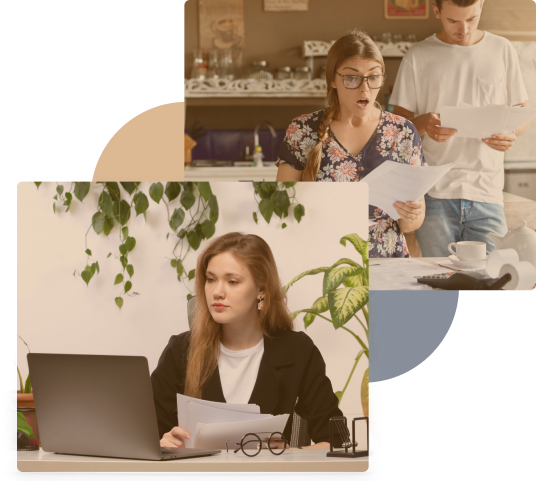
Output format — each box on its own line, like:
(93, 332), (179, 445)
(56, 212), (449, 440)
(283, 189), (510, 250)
(392, 106), (428, 137)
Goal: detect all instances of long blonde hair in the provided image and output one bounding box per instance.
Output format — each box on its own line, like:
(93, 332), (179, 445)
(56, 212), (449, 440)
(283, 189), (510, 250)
(184, 232), (294, 399)
(302, 29), (385, 181)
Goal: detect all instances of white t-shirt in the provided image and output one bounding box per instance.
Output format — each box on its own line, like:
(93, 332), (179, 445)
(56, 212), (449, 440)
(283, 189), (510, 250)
(218, 338), (264, 405)
(390, 31), (529, 206)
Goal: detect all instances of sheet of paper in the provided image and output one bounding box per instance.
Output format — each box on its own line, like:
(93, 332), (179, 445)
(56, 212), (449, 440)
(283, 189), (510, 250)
(195, 414), (290, 450)
(362, 161), (454, 220)
(439, 103), (536, 139)
(187, 403), (272, 448)
(370, 258), (450, 290)
(176, 393), (260, 448)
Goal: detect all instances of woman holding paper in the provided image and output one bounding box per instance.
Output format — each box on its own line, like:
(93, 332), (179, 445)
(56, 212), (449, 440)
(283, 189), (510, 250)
(151, 233), (344, 449)
(275, 30), (426, 258)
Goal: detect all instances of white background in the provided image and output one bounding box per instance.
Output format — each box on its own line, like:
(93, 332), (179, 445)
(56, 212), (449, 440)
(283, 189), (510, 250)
(17, 181), (369, 428)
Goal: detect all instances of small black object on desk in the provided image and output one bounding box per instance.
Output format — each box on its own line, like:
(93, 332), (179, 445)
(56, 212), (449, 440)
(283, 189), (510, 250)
(326, 416), (368, 458)
(417, 272), (512, 290)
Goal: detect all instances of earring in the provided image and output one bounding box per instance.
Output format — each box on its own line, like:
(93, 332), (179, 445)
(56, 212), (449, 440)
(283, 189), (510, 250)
(258, 297), (264, 311)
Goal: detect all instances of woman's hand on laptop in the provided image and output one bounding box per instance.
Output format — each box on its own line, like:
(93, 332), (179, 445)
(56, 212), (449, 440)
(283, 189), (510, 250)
(482, 132), (516, 152)
(160, 426), (191, 448)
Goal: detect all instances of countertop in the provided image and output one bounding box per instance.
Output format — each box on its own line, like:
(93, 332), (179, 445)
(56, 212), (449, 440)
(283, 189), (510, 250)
(185, 164), (278, 182)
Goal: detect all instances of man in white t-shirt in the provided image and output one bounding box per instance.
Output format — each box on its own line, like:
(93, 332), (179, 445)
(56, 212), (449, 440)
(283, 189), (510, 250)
(390, 0), (531, 257)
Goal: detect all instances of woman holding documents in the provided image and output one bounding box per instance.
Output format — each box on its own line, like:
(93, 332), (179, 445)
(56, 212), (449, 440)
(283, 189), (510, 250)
(151, 233), (343, 449)
(275, 30), (426, 258)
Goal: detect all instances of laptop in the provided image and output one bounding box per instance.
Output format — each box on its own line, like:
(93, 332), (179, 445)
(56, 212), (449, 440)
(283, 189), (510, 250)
(27, 353), (220, 461)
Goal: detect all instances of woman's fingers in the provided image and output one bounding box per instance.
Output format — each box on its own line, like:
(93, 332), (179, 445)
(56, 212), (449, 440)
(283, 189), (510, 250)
(170, 426), (191, 439)
(160, 426), (191, 448)
(393, 201), (422, 222)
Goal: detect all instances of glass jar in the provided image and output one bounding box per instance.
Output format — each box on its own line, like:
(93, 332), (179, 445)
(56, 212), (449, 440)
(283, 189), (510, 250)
(190, 49), (208, 80)
(294, 66), (311, 81)
(248, 61), (273, 80)
(276, 66), (294, 80)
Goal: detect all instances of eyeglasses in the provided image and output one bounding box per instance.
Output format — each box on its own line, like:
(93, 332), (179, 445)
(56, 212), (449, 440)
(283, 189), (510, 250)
(335, 72), (387, 90)
(225, 431), (287, 457)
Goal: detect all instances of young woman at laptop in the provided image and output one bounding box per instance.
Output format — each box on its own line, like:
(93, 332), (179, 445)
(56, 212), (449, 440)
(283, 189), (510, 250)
(151, 232), (343, 449)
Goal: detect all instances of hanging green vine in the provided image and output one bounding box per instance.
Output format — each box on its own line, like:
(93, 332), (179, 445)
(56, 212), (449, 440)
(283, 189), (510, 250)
(252, 182), (305, 228)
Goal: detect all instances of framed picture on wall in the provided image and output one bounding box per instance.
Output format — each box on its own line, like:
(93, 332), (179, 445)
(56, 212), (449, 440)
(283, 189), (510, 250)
(198, 0), (245, 50)
(264, 0), (309, 12)
(385, 0), (429, 19)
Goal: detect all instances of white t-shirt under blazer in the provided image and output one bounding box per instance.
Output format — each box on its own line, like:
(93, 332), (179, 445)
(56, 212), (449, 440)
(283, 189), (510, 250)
(218, 338), (264, 405)
(390, 31), (529, 206)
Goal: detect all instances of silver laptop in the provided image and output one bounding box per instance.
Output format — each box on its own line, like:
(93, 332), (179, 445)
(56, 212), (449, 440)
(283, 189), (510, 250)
(27, 353), (220, 461)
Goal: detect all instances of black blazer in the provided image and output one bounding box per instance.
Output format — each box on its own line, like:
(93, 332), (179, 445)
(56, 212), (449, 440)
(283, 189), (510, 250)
(150, 329), (343, 445)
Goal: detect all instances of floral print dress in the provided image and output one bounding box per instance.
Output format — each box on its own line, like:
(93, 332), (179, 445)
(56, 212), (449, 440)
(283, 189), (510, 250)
(276, 109), (426, 258)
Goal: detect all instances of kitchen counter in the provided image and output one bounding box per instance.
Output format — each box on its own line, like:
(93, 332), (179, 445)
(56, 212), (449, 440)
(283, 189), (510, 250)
(185, 165), (278, 182)
(503, 192), (536, 230)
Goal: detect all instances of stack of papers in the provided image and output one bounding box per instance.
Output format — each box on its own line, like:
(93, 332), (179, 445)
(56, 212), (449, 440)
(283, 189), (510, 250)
(177, 393), (289, 449)
(362, 161), (453, 220)
(439, 102), (536, 139)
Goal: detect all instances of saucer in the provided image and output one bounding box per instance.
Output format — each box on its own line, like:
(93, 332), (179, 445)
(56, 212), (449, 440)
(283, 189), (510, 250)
(448, 254), (488, 269)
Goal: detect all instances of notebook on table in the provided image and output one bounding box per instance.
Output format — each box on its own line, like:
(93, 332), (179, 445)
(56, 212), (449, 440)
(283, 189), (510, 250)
(27, 353), (220, 461)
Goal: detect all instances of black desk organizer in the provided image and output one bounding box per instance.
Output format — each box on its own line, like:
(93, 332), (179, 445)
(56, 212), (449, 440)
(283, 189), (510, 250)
(326, 416), (369, 458)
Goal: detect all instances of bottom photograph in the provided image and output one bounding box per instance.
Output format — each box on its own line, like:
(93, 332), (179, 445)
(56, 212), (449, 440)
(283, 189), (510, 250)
(17, 181), (369, 472)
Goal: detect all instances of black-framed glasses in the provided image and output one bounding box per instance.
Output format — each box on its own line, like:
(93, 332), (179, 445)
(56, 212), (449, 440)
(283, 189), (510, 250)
(335, 72), (387, 90)
(225, 431), (287, 457)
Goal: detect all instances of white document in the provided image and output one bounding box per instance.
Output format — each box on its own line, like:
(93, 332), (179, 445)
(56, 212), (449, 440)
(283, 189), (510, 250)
(439, 103), (536, 139)
(188, 403), (272, 448)
(176, 393), (260, 448)
(370, 258), (449, 290)
(362, 161), (454, 220)
(195, 414), (290, 450)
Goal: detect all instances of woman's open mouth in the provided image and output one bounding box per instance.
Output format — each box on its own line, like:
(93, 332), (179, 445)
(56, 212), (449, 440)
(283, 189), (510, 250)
(356, 98), (370, 110)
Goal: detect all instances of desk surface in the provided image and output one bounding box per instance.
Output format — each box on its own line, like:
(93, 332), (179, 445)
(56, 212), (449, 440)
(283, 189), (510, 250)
(18, 448), (368, 472)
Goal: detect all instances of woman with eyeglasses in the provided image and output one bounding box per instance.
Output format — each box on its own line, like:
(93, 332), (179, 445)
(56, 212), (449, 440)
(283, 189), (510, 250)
(276, 30), (426, 258)
(151, 232), (344, 450)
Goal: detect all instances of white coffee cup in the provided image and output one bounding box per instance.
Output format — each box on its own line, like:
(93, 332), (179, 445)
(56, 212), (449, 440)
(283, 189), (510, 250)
(448, 241), (487, 261)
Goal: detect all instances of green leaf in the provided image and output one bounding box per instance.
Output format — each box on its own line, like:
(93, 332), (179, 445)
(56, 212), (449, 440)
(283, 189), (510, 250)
(95, 261), (100, 274)
(335, 391), (343, 403)
(125, 236), (136, 252)
(253, 212), (258, 224)
(56, 184), (64, 196)
(92, 212), (105, 234)
(133, 192), (149, 216)
(282, 223), (287, 229)
(81, 270), (91, 286)
(340, 234), (369, 265)
(261, 182), (275, 193)
(73, 182), (90, 202)
(272, 190), (291, 214)
(188, 269), (196, 280)
(343, 272), (368, 288)
(170, 259), (178, 268)
(197, 182), (212, 201)
(107, 253), (112, 258)
(180, 189), (196, 210)
(119, 244), (128, 255)
(34, 182), (42, 189)
(120, 182), (139, 195)
(283, 267), (330, 292)
(304, 296), (329, 328)
(178, 229), (186, 239)
(63, 192), (73, 211)
(119, 200), (131, 226)
(149, 182), (164, 204)
(195, 223), (205, 240)
(323, 266), (364, 296)
(328, 287), (369, 329)
(103, 216), (114, 236)
(176, 261), (184, 276)
(127, 264), (134, 277)
(201, 219), (215, 239)
(259, 199), (274, 223)
(98, 191), (114, 217)
(124, 281), (132, 293)
(115, 297), (123, 309)
(283, 182), (297, 188)
(105, 182), (121, 202)
(114, 274), (124, 285)
(122, 226), (129, 238)
(169, 208), (185, 231)
(120, 255), (128, 268)
(294, 204), (305, 223)
(17, 412), (35, 439)
(187, 230), (201, 251)
(85, 249), (92, 256)
(53, 202), (56, 213)
(165, 182), (181, 201)
(208, 195), (219, 223)
(187, 294), (193, 301)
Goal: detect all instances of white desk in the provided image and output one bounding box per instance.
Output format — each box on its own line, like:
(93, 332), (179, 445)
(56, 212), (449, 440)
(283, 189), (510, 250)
(18, 448), (368, 472)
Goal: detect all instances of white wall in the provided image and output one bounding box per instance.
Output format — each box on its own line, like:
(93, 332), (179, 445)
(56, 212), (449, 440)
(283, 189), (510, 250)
(17, 181), (369, 430)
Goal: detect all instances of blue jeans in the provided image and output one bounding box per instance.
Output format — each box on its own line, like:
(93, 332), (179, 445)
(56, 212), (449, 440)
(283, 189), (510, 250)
(415, 194), (508, 257)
